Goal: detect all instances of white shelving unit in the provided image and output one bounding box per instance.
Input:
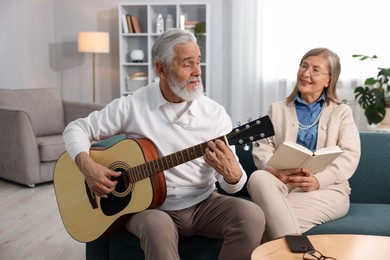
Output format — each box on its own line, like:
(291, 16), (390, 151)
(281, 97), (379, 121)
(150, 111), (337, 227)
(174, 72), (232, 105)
(118, 3), (210, 96)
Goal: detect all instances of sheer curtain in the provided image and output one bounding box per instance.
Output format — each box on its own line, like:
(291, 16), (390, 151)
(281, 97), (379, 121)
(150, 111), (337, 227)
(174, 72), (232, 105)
(227, 0), (390, 130)
(226, 0), (264, 125)
(227, 0), (295, 124)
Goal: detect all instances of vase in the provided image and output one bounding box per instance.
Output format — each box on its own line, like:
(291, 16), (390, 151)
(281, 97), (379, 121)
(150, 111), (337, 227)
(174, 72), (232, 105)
(165, 14), (174, 30)
(156, 14), (164, 34)
(378, 107), (390, 128)
(130, 49), (144, 63)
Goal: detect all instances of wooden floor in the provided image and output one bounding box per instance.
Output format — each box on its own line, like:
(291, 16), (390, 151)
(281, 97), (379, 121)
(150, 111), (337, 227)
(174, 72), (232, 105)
(0, 179), (84, 260)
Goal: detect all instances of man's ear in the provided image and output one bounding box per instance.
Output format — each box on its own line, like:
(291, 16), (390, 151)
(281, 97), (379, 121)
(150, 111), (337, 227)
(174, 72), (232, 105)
(155, 62), (167, 79)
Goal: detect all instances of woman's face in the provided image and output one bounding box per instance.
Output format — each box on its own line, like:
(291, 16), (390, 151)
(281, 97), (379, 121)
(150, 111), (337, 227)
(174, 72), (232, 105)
(296, 54), (330, 104)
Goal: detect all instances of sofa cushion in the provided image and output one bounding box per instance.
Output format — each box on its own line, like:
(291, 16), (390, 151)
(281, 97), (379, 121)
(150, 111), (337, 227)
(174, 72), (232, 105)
(305, 203), (390, 236)
(36, 135), (65, 162)
(349, 132), (390, 204)
(86, 229), (222, 260)
(0, 88), (65, 136)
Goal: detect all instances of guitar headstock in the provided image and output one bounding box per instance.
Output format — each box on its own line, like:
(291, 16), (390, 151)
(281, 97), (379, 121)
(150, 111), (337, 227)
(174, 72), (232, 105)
(227, 115), (275, 146)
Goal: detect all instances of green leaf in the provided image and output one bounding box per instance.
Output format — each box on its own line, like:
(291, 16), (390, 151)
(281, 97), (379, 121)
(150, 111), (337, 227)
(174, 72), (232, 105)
(352, 53), (389, 122)
(355, 86), (375, 109)
(378, 68), (390, 77)
(364, 77), (377, 86)
(352, 54), (377, 61)
(365, 105), (386, 125)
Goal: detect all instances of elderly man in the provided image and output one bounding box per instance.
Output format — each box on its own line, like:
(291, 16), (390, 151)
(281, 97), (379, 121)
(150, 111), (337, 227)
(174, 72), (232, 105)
(63, 28), (265, 260)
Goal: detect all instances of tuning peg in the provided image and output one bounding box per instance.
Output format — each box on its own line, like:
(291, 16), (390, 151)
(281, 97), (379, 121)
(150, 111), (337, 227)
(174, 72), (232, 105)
(247, 116), (252, 123)
(258, 113), (262, 118)
(254, 141), (260, 147)
(243, 144), (250, 151)
(236, 121), (241, 127)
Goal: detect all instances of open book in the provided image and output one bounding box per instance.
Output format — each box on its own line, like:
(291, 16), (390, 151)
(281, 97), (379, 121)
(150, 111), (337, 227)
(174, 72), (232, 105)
(266, 140), (343, 173)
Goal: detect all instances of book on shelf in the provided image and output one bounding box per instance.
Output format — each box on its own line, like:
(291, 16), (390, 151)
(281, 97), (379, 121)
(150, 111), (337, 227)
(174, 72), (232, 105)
(266, 140), (343, 173)
(121, 14), (129, 33)
(185, 20), (200, 25)
(184, 21), (199, 33)
(126, 14), (134, 33)
(130, 15), (141, 33)
(179, 15), (186, 30)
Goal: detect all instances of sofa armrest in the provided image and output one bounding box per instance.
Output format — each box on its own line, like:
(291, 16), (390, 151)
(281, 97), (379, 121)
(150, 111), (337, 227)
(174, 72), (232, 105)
(63, 100), (104, 125)
(0, 106), (40, 185)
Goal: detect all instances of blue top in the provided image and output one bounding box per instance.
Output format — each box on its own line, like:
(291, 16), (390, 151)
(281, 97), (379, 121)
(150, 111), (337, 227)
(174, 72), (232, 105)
(294, 94), (325, 152)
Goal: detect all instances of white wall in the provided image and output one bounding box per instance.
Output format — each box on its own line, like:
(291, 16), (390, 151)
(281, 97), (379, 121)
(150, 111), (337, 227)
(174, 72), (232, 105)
(0, 0), (58, 90)
(0, 0), (225, 106)
(52, 0), (122, 104)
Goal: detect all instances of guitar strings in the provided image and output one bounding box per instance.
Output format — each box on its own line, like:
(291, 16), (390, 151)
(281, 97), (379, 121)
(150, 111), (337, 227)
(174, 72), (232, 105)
(105, 118), (266, 185)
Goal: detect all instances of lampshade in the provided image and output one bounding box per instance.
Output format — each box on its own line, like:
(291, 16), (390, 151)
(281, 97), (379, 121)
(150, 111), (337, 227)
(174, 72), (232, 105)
(78, 32), (110, 53)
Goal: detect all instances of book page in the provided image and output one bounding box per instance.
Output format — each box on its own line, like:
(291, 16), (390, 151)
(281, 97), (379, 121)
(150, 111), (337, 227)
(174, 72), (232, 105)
(266, 141), (342, 173)
(283, 140), (313, 155)
(314, 146), (342, 156)
(303, 150), (343, 173)
(266, 142), (312, 170)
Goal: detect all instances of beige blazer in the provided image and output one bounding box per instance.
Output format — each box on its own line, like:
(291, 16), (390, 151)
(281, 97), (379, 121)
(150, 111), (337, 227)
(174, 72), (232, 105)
(252, 100), (361, 192)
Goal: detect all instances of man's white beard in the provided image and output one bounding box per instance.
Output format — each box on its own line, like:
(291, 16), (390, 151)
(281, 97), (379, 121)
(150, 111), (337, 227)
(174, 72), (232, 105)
(168, 73), (204, 101)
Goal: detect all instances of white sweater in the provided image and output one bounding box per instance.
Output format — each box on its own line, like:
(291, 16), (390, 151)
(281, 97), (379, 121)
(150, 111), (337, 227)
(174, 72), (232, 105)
(63, 82), (247, 210)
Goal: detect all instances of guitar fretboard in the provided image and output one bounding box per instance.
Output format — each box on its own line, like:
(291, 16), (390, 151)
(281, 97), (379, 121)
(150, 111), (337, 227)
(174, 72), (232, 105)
(127, 136), (225, 183)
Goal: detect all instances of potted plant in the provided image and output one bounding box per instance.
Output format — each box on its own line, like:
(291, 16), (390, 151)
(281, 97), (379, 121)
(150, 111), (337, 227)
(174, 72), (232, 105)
(194, 22), (206, 42)
(353, 54), (390, 125)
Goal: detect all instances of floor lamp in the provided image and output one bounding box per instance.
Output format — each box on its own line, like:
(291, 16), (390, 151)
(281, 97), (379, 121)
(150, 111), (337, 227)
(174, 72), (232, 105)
(78, 32), (110, 103)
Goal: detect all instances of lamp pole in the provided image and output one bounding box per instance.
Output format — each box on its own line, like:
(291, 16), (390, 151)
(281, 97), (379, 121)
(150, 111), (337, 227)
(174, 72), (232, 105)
(92, 52), (96, 103)
(78, 31), (109, 103)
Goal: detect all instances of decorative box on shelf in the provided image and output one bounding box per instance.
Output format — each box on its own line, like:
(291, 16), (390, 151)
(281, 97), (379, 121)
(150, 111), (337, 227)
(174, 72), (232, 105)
(126, 72), (148, 93)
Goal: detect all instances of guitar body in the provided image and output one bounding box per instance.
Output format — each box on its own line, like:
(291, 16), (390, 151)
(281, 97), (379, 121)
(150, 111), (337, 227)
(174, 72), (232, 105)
(53, 138), (166, 243)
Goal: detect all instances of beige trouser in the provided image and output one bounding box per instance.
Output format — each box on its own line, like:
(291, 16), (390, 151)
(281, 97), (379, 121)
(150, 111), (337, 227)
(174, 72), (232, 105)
(126, 191), (265, 260)
(247, 170), (349, 241)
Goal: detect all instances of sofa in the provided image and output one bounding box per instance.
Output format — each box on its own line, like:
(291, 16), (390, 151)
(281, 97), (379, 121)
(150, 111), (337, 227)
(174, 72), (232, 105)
(0, 88), (103, 187)
(86, 131), (390, 259)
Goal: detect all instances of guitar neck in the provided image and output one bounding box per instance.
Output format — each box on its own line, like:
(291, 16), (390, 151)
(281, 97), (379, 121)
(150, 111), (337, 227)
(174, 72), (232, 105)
(127, 136), (226, 183)
(124, 115), (275, 184)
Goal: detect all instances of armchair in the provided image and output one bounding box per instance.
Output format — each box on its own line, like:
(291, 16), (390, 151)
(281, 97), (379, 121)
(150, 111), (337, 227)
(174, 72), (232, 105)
(0, 88), (104, 187)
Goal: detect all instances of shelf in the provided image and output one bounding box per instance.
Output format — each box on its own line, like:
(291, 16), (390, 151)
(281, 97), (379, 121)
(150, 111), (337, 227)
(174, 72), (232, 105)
(118, 3), (209, 96)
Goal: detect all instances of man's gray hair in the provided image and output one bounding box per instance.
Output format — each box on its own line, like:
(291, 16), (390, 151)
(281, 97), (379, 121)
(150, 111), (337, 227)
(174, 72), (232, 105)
(151, 28), (197, 70)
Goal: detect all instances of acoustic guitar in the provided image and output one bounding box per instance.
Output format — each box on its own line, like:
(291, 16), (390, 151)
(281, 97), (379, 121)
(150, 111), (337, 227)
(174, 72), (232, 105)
(53, 116), (274, 242)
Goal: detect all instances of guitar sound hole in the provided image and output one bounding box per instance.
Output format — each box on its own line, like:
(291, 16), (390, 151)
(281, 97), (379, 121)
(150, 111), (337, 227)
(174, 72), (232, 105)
(113, 168), (129, 193)
(108, 161), (134, 197)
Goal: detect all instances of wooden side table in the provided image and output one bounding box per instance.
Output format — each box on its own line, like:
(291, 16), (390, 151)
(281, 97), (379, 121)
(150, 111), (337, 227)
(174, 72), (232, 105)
(251, 234), (390, 260)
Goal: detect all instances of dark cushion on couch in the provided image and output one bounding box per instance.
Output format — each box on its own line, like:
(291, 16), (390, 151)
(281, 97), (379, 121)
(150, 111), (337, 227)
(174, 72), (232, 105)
(86, 229), (222, 260)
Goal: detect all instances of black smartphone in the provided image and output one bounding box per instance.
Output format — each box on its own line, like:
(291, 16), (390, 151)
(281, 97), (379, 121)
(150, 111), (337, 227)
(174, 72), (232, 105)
(285, 234), (315, 253)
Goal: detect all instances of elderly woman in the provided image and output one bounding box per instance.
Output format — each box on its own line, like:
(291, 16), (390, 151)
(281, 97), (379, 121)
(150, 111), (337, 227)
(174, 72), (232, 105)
(247, 48), (361, 241)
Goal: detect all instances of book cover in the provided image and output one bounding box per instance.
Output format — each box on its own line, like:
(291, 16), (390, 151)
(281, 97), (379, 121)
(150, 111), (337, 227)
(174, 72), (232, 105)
(121, 14), (129, 34)
(130, 15), (141, 33)
(266, 140), (343, 173)
(126, 14), (134, 33)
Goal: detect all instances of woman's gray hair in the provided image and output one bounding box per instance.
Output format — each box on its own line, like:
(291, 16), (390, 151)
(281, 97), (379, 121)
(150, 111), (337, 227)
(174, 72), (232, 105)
(151, 28), (197, 71)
